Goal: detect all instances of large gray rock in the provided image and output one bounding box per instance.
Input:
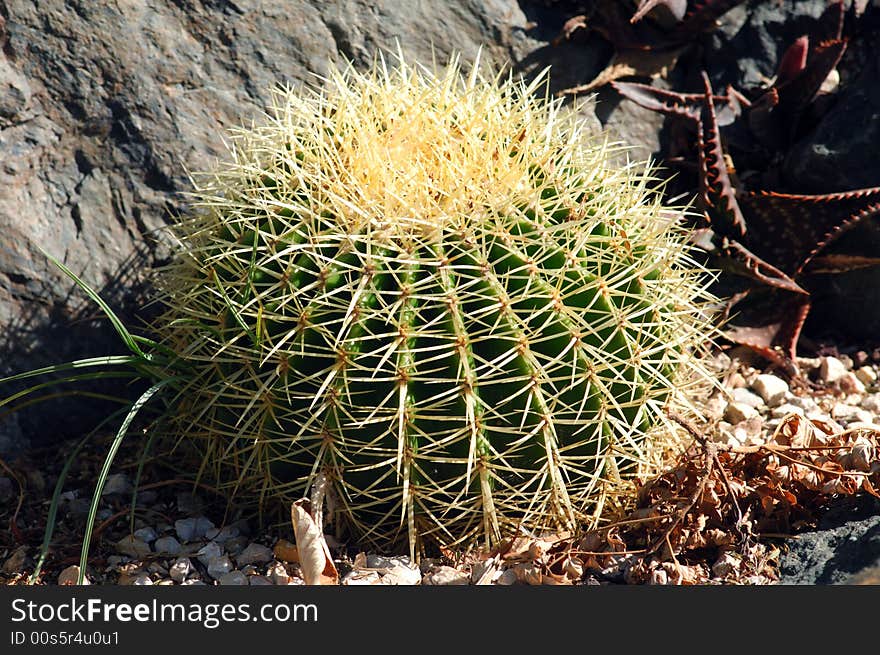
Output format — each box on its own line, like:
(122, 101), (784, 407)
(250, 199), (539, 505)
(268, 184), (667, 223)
(0, 0), (541, 451)
(777, 497), (880, 585)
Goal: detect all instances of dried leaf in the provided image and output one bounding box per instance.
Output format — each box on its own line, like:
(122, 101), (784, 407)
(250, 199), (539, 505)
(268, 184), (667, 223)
(291, 500), (338, 585)
(559, 46), (684, 95)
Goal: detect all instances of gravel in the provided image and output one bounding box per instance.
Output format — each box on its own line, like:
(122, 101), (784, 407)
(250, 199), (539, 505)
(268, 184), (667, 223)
(153, 536), (182, 556)
(175, 517), (215, 543)
(236, 543), (274, 567)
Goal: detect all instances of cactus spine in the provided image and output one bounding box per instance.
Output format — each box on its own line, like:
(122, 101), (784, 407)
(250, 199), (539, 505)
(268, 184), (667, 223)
(154, 53), (717, 553)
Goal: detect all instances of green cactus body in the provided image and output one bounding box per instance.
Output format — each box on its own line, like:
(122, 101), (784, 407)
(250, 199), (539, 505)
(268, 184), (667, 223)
(155, 54), (716, 552)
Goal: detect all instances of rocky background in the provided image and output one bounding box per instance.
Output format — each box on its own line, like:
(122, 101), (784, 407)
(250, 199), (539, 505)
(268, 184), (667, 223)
(1, 0), (879, 584)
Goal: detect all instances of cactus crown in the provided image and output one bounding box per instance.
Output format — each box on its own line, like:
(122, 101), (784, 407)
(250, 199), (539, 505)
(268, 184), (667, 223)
(155, 52), (718, 555)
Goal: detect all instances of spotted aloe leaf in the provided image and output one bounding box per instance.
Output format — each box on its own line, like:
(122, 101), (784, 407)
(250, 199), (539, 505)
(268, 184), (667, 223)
(739, 187), (880, 276)
(610, 79), (744, 125)
(696, 72), (747, 237)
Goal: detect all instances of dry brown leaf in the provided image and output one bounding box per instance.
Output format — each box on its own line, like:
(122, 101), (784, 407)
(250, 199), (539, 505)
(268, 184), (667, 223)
(291, 500), (338, 585)
(558, 46), (685, 95)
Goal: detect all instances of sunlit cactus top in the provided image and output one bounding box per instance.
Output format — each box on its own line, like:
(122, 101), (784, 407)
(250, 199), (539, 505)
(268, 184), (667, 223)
(155, 51), (718, 554)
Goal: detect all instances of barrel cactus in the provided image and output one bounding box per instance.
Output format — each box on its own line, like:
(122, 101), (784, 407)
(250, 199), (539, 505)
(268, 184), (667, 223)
(153, 53), (717, 553)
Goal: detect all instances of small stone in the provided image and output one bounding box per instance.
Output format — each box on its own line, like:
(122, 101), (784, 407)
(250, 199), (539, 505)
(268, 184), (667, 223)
(819, 356), (848, 384)
(647, 568), (669, 585)
(423, 565), (469, 586)
(153, 536), (182, 556)
(116, 536), (152, 559)
(831, 403), (873, 425)
(704, 395), (728, 421)
(205, 525), (241, 543)
(366, 554), (410, 569)
(797, 357), (822, 372)
(96, 508), (114, 521)
(2, 546), (28, 575)
(470, 559), (498, 584)
(180, 579), (207, 586)
(273, 539), (299, 563)
(131, 573), (154, 585)
(855, 366), (877, 386)
(730, 388), (764, 408)
(218, 570), (249, 585)
(156, 579), (175, 586)
(133, 526), (157, 543)
(771, 403), (805, 419)
(224, 535), (249, 557)
(839, 372), (867, 395)
(786, 395), (820, 413)
(175, 517), (215, 543)
(512, 562), (543, 585)
(267, 561), (291, 585)
(342, 570), (381, 585)
(726, 372), (747, 388)
(751, 374), (789, 407)
(207, 555), (234, 580)
(236, 543), (274, 567)
(58, 565), (89, 585)
(494, 569), (518, 585)
(380, 564), (422, 585)
(249, 575), (274, 586)
(724, 401), (758, 424)
(712, 552), (741, 578)
(101, 473), (132, 496)
(861, 393), (880, 413)
(196, 541), (224, 566)
(169, 558), (194, 583)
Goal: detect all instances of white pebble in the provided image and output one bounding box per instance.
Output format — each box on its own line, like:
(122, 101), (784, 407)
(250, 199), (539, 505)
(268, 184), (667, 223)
(861, 393), (880, 413)
(751, 374), (789, 407)
(855, 367), (877, 385)
(207, 555), (234, 580)
(724, 402), (758, 424)
(133, 526), (157, 543)
(205, 525), (241, 543)
(731, 388), (764, 408)
(831, 403), (873, 424)
(58, 565), (89, 585)
(820, 357), (848, 384)
(197, 541), (223, 566)
(423, 566), (470, 586)
(116, 536), (151, 559)
(770, 403), (805, 419)
(380, 565), (422, 586)
(175, 517), (215, 543)
(101, 473), (132, 496)
(218, 571), (249, 586)
(839, 372), (867, 395)
(169, 558), (194, 583)
(236, 543), (273, 566)
(153, 536), (182, 556)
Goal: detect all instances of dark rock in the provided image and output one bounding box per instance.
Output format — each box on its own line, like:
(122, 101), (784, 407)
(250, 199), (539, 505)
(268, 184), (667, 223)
(0, 0), (542, 452)
(777, 496), (880, 585)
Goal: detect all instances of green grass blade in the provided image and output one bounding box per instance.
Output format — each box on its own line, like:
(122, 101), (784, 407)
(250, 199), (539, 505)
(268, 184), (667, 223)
(39, 248), (153, 362)
(76, 380), (169, 584)
(27, 405), (131, 584)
